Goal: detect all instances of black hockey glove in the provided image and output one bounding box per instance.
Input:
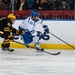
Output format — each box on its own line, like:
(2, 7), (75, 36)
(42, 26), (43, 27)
(19, 30), (25, 35)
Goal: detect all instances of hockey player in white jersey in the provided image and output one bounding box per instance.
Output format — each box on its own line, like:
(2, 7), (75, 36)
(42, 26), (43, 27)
(19, 11), (49, 51)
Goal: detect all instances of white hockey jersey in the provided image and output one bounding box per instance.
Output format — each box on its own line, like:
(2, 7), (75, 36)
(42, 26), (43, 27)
(19, 17), (45, 34)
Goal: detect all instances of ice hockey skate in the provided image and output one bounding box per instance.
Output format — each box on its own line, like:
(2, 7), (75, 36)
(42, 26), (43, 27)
(6, 48), (14, 52)
(2, 47), (14, 52)
(1, 44), (14, 52)
(36, 47), (44, 52)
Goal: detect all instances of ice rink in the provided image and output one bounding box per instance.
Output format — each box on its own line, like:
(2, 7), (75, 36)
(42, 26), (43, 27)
(0, 48), (75, 75)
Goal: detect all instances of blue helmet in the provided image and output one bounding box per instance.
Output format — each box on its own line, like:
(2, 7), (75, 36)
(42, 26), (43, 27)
(31, 11), (39, 17)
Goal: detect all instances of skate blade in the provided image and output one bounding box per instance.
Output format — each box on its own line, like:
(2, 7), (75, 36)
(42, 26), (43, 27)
(36, 50), (44, 52)
(1, 50), (14, 54)
(6, 50), (14, 54)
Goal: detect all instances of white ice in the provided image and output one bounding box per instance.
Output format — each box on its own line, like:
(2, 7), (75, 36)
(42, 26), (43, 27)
(0, 49), (75, 75)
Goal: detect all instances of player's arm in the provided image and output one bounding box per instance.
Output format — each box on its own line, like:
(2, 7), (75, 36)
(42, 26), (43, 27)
(7, 27), (25, 41)
(40, 19), (49, 34)
(0, 31), (4, 34)
(11, 27), (25, 35)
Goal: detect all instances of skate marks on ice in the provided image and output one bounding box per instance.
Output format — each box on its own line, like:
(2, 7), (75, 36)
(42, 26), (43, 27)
(0, 49), (75, 75)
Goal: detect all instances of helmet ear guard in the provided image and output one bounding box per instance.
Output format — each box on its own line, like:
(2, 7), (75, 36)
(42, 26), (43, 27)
(7, 14), (16, 20)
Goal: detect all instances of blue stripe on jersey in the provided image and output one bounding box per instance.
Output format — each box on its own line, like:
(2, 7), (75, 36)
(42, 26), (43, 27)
(30, 30), (35, 34)
(41, 19), (43, 23)
(28, 17), (30, 23)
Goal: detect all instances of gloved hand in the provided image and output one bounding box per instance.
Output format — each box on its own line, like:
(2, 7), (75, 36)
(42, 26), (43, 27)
(43, 25), (49, 34)
(44, 28), (49, 34)
(19, 30), (25, 35)
(8, 35), (14, 42)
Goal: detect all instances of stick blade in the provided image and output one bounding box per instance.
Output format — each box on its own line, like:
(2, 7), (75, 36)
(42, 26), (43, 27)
(44, 51), (61, 55)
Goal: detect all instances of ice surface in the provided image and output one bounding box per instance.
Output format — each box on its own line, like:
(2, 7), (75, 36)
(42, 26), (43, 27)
(0, 49), (75, 75)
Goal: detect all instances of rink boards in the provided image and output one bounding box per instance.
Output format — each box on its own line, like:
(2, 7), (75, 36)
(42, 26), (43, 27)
(10, 43), (75, 49)
(0, 20), (75, 49)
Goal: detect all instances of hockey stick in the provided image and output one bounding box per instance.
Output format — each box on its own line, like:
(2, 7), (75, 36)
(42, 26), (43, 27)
(14, 40), (60, 55)
(49, 32), (75, 49)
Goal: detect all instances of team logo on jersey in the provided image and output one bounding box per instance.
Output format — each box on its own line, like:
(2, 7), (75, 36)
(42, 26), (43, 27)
(7, 22), (11, 27)
(30, 21), (33, 25)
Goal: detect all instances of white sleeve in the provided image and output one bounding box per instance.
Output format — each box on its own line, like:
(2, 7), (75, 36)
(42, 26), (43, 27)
(36, 18), (45, 27)
(19, 17), (38, 36)
(19, 18), (35, 32)
(19, 20), (26, 29)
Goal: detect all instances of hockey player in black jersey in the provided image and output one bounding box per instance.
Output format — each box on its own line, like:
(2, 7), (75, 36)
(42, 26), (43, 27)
(0, 14), (24, 52)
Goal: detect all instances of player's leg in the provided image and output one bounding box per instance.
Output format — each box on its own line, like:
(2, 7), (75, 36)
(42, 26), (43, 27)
(1, 43), (6, 51)
(33, 36), (44, 52)
(21, 32), (44, 51)
(2, 27), (14, 52)
(21, 32), (33, 46)
(2, 39), (14, 52)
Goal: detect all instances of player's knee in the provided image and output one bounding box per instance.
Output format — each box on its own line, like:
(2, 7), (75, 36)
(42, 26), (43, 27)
(33, 36), (39, 43)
